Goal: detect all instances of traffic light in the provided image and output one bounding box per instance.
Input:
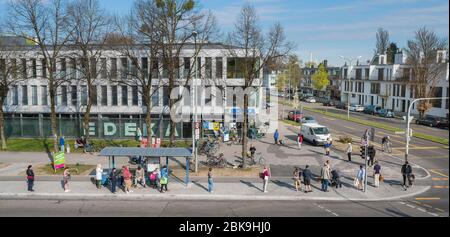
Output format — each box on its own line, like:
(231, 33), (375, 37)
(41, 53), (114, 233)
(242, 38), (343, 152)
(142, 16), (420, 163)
(360, 146), (367, 159)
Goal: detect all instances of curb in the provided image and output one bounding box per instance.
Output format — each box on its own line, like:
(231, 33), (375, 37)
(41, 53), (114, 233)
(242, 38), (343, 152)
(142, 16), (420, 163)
(0, 186), (430, 202)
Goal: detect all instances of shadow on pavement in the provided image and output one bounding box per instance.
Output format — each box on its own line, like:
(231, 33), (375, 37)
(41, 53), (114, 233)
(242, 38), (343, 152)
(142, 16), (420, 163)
(271, 179), (295, 191)
(240, 180), (262, 192)
(192, 181), (208, 192)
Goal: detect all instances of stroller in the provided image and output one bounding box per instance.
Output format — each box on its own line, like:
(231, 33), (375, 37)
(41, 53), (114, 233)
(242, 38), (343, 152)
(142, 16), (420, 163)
(331, 170), (342, 188)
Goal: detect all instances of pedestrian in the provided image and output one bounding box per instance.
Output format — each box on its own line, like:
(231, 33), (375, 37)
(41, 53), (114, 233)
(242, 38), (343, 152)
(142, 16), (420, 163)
(109, 168), (118, 194)
(135, 166), (146, 188)
(150, 168), (159, 189)
(26, 165), (35, 192)
(331, 169), (342, 189)
(382, 135), (392, 153)
(373, 161), (381, 188)
(324, 138), (331, 156)
(293, 167), (301, 191)
(122, 166), (133, 193)
(297, 134), (303, 149)
(357, 165), (365, 190)
(368, 146), (376, 167)
(320, 162), (331, 192)
(262, 166), (270, 193)
(401, 161), (413, 190)
(249, 144), (256, 158)
(63, 167), (71, 192)
(274, 129), (279, 145)
(346, 143), (352, 162)
(59, 136), (65, 153)
(208, 168), (214, 193)
(160, 165), (169, 192)
(95, 164), (103, 189)
(302, 165), (313, 193)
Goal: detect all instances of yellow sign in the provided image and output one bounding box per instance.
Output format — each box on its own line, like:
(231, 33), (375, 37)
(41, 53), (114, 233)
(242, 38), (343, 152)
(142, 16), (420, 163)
(213, 123), (220, 131)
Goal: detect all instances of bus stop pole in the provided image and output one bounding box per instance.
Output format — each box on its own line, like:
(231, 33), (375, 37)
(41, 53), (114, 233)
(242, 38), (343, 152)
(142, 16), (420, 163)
(185, 157), (190, 186)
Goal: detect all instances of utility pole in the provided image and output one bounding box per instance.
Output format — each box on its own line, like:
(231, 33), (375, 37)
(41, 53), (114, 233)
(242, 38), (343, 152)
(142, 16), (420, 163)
(192, 31), (198, 173)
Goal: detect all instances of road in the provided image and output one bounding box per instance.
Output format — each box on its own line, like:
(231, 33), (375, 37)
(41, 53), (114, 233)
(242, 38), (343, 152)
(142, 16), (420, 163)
(279, 100), (449, 214)
(0, 199), (445, 217)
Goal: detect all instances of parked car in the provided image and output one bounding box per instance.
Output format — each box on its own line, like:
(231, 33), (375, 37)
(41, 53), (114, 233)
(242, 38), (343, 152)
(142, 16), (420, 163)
(300, 123), (331, 146)
(364, 105), (382, 115)
(322, 100), (335, 107)
(416, 115), (448, 128)
(378, 109), (395, 118)
(349, 104), (365, 112)
(301, 116), (317, 124)
(335, 102), (347, 110)
(305, 97), (316, 103)
(288, 111), (302, 122)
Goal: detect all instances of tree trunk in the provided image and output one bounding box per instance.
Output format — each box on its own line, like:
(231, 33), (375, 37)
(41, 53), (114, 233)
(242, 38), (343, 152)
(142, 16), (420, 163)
(0, 99), (6, 150)
(83, 82), (93, 142)
(241, 93), (249, 168)
(144, 88), (152, 142)
(49, 85), (58, 153)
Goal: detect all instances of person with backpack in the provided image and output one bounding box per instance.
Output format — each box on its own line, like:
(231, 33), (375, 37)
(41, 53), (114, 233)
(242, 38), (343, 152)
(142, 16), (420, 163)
(109, 168), (118, 194)
(293, 167), (301, 191)
(302, 165), (313, 193)
(63, 167), (71, 192)
(160, 165), (169, 192)
(262, 166), (270, 193)
(26, 165), (35, 192)
(373, 161), (381, 188)
(401, 161), (413, 190)
(149, 168), (159, 189)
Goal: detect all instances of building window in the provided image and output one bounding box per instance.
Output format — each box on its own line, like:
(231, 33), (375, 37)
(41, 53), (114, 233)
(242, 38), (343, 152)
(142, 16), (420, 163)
(163, 87), (169, 106)
(371, 83), (380, 94)
(32, 59), (37, 78)
(432, 87), (443, 108)
(100, 58), (107, 79)
(41, 59), (47, 78)
(401, 85), (406, 97)
(152, 58), (159, 79)
(91, 86), (97, 106)
(344, 69), (348, 79)
(121, 58), (128, 79)
(110, 58), (117, 78)
(71, 85), (77, 106)
(101, 86), (107, 106)
(12, 85), (18, 105)
(141, 57), (148, 79)
(21, 59), (27, 78)
(205, 57), (212, 79)
(131, 58), (138, 77)
(90, 58), (97, 78)
(446, 88), (449, 109)
(152, 86), (159, 106)
(70, 58), (76, 79)
(31, 86), (37, 105)
(61, 85), (67, 106)
(377, 68), (384, 81)
(21, 85), (28, 105)
(216, 57), (223, 79)
(132, 86), (138, 106)
(81, 86), (88, 106)
(41, 86), (48, 106)
(121, 85), (128, 106)
(365, 68), (369, 79)
(111, 85), (118, 106)
(196, 57), (201, 78)
(355, 69), (362, 80)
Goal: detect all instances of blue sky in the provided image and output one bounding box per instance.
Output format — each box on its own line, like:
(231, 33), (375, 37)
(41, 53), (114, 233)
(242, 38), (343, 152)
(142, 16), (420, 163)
(1, 0), (448, 66)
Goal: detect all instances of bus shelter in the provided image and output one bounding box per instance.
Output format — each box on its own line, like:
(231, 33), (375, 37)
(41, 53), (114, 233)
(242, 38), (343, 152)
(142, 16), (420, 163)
(99, 147), (193, 186)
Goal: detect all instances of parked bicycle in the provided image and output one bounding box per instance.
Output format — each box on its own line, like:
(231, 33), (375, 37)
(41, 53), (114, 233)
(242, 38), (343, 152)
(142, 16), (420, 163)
(199, 139), (219, 156)
(247, 152), (266, 167)
(206, 153), (227, 168)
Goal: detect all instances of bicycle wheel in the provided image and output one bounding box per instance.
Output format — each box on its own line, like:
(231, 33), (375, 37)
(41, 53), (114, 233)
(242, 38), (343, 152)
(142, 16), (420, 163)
(259, 157), (266, 166)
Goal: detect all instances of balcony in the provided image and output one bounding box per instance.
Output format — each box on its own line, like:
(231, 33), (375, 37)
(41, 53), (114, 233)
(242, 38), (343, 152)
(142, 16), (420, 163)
(394, 76), (410, 82)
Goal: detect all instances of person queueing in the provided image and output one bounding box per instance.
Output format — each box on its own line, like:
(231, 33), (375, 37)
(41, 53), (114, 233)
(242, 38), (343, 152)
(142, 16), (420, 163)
(63, 167), (71, 192)
(293, 167), (301, 192)
(160, 165), (169, 193)
(149, 168), (159, 189)
(135, 166), (146, 188)
(26, 165), (35, 192)
(95, 164), (103, 189)
(302, 165), (313, 193)
(320, 162), (331, 192)
(109, 168), (118, 194)
(208, 168), (214, 193)
(123, 166), (133, 194)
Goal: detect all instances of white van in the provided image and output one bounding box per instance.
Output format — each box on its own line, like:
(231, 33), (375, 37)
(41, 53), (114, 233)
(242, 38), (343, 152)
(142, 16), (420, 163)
(300, 123), (331, 146)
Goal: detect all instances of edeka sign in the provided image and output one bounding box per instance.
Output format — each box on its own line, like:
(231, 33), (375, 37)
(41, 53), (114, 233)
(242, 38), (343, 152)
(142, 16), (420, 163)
(53, 152), (65, 171)
(84, 121), (180, 137)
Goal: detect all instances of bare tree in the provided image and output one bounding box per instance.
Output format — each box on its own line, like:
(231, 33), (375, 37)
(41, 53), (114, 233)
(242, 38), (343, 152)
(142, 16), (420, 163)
(7, 0), (73, 152)
(152, 0), (218, 146)
(0, 35), (27, 150)
(65, 0), (112, 141)
(375, 28), (390, 55)
(404, 27), (448, 118)
(227, 5), (293, 167)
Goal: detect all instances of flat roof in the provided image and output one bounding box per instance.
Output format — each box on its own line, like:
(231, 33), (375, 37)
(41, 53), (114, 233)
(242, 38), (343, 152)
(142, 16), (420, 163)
(99, 147), (192, 157)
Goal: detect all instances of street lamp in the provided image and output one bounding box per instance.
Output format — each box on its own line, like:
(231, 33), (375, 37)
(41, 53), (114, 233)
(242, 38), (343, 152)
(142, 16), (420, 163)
(192, 30), (198, 173)
(339, 55), (362, 119)
(404, 97), (449, 162)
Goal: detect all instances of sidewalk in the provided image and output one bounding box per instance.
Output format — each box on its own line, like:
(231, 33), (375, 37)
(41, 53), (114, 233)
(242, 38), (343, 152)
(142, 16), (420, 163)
(0, 178), (430, 202)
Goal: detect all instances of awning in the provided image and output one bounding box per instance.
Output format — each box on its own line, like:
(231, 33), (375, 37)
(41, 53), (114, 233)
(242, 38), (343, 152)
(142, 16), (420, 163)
(99, 147), (192, 157)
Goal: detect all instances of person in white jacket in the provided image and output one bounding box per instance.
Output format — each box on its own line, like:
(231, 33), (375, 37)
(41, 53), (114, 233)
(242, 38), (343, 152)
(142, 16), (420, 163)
(346, 143), (352, 162)
(95, 164), (103, 189)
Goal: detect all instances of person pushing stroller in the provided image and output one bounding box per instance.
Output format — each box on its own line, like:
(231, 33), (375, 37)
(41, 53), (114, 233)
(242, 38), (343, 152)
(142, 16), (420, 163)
(331, 169), (342, 189)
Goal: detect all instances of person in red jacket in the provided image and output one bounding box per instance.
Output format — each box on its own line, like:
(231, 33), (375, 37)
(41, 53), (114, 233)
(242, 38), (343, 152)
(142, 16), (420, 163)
(297, 133), (303, 150)
(262, 166), (270, 193)
(122, 166), (133, 194)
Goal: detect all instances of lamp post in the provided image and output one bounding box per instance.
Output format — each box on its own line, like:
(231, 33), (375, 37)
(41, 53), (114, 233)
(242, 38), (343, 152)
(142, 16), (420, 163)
(404, 97), (449, 162)
(192, 31), (198, 173)
(339, 55), (362, 119)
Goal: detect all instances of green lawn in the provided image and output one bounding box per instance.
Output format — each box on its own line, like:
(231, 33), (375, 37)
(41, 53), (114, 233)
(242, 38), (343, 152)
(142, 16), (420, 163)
(3, 138), (192, 152)
(37, 163), (95, 175)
